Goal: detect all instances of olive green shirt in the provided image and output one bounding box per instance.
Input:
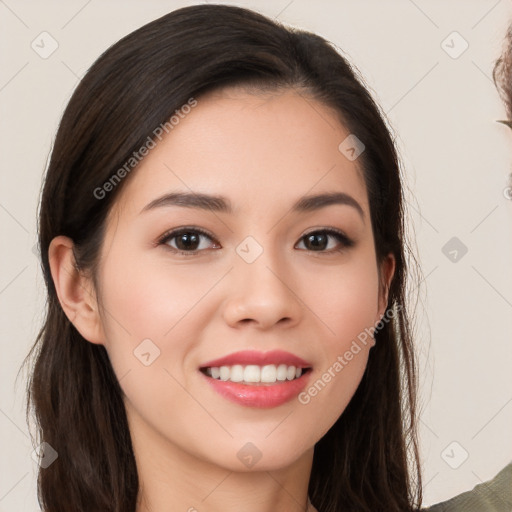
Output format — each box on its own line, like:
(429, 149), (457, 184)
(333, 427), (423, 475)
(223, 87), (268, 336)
(423, 462), (512, 511)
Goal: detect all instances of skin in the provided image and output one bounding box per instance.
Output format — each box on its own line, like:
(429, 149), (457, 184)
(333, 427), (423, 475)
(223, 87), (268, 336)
(49, 86), (395, 512)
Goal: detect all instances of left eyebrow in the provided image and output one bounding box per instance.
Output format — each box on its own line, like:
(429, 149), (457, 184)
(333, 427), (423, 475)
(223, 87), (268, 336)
(140, 190), (365, 221)
(140, 192), (233, 214)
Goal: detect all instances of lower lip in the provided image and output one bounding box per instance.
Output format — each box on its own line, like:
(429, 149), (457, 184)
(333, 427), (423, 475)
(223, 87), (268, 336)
(200, 371), (311, 408)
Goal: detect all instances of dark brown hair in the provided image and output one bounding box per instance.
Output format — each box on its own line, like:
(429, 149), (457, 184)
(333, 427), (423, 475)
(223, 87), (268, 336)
(25, 4), (422, 511)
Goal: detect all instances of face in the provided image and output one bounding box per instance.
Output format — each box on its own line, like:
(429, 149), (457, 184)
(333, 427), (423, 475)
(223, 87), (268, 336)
(91, 87), (394, 473)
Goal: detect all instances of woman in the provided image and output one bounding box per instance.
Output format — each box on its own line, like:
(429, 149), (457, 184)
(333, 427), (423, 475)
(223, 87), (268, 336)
(26, 4), (423, 511)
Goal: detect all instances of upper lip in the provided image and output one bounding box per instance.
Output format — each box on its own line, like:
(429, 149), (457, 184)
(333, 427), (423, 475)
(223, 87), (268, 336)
(200, 350), (312, 369)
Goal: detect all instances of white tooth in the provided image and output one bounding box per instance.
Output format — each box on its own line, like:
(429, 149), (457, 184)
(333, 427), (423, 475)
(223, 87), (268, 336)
(205, 367), (212, 376)
(276, 364), (288, 381)
(260, 364), (277, 383)
(219, 366), (230, 381)
(230, 365), (244, 382)
(286, 365), (296, 380)
(244, 365), (260, 383)
(215, 364), (302, 383)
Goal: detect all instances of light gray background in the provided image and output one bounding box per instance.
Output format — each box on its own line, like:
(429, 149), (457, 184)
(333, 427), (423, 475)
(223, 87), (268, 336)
(1, 0), (512, 510)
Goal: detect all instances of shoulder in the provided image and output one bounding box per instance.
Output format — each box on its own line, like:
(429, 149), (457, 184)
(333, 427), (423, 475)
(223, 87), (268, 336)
(422, 462), (512, 512)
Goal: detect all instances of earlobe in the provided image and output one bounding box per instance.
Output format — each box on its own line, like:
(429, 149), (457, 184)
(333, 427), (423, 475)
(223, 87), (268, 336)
(48, 235), (105, 345)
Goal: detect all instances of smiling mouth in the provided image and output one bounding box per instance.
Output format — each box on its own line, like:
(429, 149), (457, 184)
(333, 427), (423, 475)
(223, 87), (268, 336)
(200, 364), (312, 385)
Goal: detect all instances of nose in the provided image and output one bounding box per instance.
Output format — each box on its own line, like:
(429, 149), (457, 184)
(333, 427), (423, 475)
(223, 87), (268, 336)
(221, 248), (304, 330)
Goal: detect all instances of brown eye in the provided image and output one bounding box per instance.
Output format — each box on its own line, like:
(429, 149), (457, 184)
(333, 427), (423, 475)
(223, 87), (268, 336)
(158, 227), (219, 255)
(296, 229), (354, 253)
(173, 231), (202, 251)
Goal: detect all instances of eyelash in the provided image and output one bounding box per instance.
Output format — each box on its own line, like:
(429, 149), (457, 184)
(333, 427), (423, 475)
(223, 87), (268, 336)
(156, 226), (355, 257)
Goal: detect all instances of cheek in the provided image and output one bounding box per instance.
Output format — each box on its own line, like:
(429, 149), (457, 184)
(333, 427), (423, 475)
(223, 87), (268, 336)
(96, 249), (220, 380)
(302, 254), (380, 351)
(99, 246), (218, 336)
(295, 254), (379, 419)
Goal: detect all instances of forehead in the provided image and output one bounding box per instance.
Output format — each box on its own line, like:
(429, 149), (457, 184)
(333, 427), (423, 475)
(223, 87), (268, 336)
(109, 86), (369, 220)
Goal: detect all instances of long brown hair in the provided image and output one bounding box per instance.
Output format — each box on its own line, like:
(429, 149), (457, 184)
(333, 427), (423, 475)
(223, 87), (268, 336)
(25, 4), (423, 511)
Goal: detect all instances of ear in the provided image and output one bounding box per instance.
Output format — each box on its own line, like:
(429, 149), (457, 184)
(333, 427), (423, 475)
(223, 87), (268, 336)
(48, 235), (105, 345)
(375, 252), (396, 323)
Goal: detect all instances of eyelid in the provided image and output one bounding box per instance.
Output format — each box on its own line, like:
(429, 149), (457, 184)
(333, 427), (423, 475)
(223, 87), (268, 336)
(302, 226), (351, 242)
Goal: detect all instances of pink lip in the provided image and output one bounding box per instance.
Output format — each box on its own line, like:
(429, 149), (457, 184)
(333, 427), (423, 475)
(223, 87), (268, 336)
(199, 350), (313, 408)
(200, 350), (312, 369)
(200, 371), (312, 408)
